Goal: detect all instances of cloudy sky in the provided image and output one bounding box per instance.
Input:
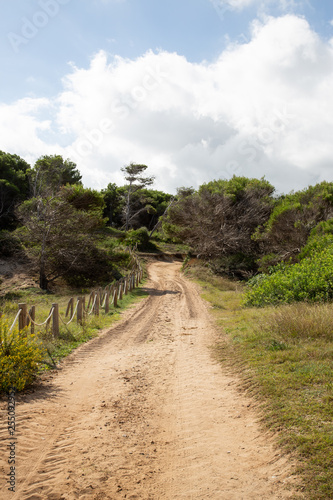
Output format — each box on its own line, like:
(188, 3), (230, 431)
(1, 0), (333, 194)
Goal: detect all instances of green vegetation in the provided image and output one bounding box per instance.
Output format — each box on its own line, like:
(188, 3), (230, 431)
(254, 181), (333, 269)
(17, 191), (108, 290)
(0, 318), (45, 392)
(124, 227), (158, 251)
(3, 148), (333, 497)
(164, 176), (275, 278)
(185, 261), (333, 499)
(245, 245), (333, 306)
(0, 151), (30, 230)
(3, 146), (333, 497)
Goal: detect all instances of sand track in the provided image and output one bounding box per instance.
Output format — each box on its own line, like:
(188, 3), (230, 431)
(0, 261), (298, 499)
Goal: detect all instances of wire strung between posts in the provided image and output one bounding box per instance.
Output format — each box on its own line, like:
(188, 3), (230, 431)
(7, 248), (141, 332)
(26, 307), (55, 327)
(85, 292), (95, 313)
(59, 299), (79, 326)
(87, 293), (97, 316)
(8, 309), (22, 333)
(100, 290), (108, 308)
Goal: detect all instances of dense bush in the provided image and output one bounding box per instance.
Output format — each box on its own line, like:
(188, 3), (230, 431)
(164, 176), (275, 274)
(245, 246), (333, 306)
(299, 220), (333, 259)
(0, 231), (23, 257)
(125, 227), (157, 251)
(210, 253), (257, 279)
(0, 319), (45, 392)
(63, 244), (116, 287)
(254, 182), (333, 264)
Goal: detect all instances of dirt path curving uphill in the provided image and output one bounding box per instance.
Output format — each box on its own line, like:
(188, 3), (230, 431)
(0, 261), (298, 499)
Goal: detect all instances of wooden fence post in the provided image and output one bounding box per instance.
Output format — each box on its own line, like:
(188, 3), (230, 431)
(124, 277), (128, 295)
(52, 303), (59, 337)
(94, 293), (100, 316)
(30, 306), (35, 334)
(113, 286), (118, 307)
(18, 303), (27, 331)
(118, 280), (123, 301)
(66, 297), (74, 319)
(77, 297), (83, 324)
(105, 290), (110, 314)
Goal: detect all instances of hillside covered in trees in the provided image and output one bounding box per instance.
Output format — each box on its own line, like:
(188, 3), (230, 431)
(2, 148), (333, 305)
(0, 152), (172, 290)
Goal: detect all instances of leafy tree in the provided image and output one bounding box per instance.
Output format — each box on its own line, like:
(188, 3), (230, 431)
(0, 151), (30, 229)
(101, 181), (173, 233)
(29, 154), (82, 197)
(254, 181), (333, 268)
(121, 163), (155, 231)
(164, 176), (275, 277)
(16, 191), (105, 290)
(123, 188), (173, 230)
(60, 184), (105, 213)
(101, 183), (124, 227)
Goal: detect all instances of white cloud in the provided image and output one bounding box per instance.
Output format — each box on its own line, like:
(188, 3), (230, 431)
(0, 97), (57, 163)
(220, 0), (256, 10)
(1, 14), (333, 194)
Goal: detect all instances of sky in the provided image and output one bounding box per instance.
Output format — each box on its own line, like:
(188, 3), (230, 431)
(1, 0), (333, 195)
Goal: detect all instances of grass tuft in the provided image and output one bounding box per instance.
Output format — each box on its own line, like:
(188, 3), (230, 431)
(262, 302), (333, 342)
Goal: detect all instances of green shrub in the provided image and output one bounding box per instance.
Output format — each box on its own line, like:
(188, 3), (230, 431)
(245, 247), (333, 306)
(0, 231), (23, 257)
(125, 227), (157, 251)
(299, 223), (333, 260)
(63, 245), (115, 287)
(0, 318), (45, 392)
(210, 253), (257, 280)
(256, 253), (285, 273)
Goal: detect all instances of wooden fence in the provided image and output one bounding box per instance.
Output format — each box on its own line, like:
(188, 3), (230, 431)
(7, 248), (143, 337)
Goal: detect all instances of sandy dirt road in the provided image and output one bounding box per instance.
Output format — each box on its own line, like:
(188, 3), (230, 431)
(0, 260), (298, 499)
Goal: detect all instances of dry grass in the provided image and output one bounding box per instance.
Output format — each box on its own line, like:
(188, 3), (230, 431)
(262, 302), (333, 342)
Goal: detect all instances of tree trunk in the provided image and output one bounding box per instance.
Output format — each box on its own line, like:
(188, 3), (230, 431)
(39, 269), (48, 290)
(125, 186), (132, 232)
(39, 245), (48, 290)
